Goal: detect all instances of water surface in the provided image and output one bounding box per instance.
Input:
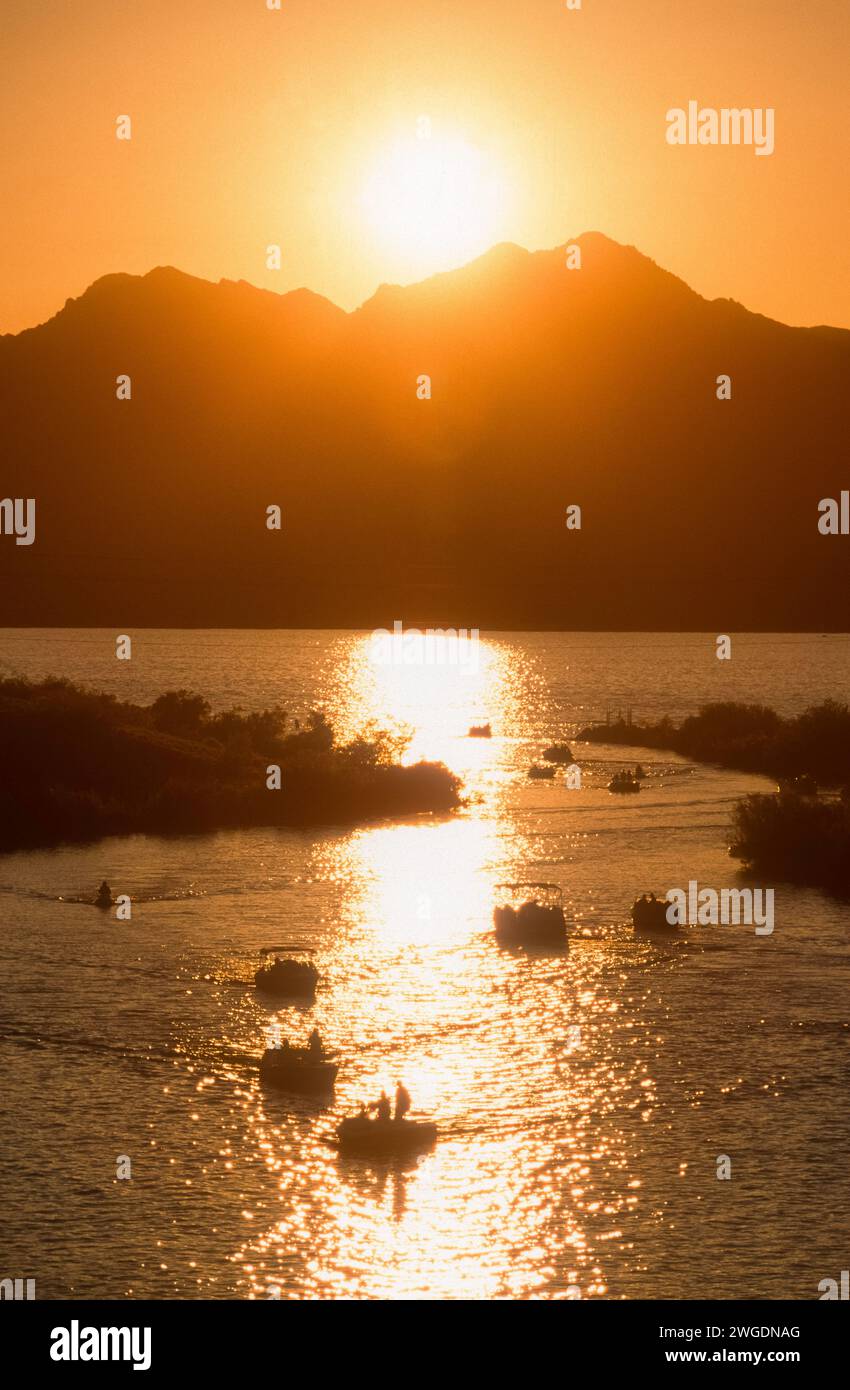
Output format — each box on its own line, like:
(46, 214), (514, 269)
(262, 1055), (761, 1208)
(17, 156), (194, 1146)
(1, 631), (848, 1299)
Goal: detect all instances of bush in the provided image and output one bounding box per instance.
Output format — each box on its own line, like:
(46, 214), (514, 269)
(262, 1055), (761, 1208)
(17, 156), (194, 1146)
(578, 701), (850, 788)
(0, 677), (461, 850)
(730, 791), (850, 890)
(151, 690), (212, 735)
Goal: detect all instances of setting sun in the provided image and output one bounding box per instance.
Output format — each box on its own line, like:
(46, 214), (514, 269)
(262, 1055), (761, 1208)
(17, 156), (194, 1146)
(360, 131), (510, 278)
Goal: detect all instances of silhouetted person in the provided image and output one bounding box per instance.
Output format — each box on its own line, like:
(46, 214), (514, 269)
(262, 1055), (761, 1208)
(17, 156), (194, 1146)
(96, 880), (111, 907)
(394, 1082), (411, 1123)
(374, 1090), (391, 1123)
(307, 1028), (323, 1058)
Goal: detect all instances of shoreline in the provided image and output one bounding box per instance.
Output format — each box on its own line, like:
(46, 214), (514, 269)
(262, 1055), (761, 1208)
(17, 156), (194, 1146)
(0, 678), (461, 854)
(578, 702), (850, 894)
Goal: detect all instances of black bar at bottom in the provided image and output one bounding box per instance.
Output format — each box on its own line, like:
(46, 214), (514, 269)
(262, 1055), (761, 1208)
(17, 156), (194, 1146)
(1, 1298), (842, 1376)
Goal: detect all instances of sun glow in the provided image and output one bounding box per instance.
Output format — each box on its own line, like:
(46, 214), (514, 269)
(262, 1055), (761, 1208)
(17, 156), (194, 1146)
(360, 133), (510, 278)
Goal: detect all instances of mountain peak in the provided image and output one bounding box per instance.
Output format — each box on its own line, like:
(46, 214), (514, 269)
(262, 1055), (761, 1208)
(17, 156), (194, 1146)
(474, 240), (529, 265)
(2, 231), (848, 630)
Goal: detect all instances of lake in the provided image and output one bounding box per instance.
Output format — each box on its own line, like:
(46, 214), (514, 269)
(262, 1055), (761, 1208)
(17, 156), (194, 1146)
(1, 629), (848, 1299)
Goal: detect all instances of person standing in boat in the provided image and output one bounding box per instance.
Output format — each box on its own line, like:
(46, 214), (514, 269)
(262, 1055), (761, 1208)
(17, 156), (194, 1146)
(372, 1090), (391, 1122)
(307, 1027), (323, 1059)
(394, 1082), (411, 1123)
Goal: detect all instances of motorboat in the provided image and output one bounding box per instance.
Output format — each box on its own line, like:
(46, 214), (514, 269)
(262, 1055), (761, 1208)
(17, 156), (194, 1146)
(493, 882), (568, 947)
(542, 743), (573, 764)
(631, 895), (678, 934)
(94, 881), (113, 909)
(468, 723), (492, 738)
(332, 1114), (437, 1157)
(608, 771), (641, 794)
(254, 946), (319, 998)
(528, 764), (556, 779)
(259, 1045), (337, 1095)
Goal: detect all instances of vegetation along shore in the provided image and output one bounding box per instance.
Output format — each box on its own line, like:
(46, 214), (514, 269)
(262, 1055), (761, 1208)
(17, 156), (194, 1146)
(579, 701), (850, 894)
(0, 679), (461, 851)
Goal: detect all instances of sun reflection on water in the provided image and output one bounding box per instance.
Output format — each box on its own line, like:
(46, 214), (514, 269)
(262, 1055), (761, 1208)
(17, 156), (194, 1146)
(338, 818), (498, 946)
(322, 631), (540, 785)
(5, 634), (849, 1299)
(205, 635), (662, 1298)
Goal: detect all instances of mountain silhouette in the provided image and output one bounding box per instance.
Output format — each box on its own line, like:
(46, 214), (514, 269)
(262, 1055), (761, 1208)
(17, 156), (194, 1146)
(2, 233), (848, 629)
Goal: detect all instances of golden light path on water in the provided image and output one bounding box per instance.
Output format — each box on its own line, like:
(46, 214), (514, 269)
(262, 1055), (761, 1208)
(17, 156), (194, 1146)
(5, 632), (846, 1299)
(334, 629), (524, 771)
(228, 635), (632, 1298)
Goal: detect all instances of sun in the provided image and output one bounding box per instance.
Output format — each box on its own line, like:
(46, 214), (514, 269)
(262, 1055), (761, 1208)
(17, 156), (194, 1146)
(360, 130), (510, 278)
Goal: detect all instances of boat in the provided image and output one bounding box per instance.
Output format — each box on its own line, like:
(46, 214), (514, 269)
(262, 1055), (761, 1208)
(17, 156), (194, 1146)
(542, 743), (573, 764)
(608, 771), (641, 794)
(493, 882), (568, 947)
(254, 946), (319, 998)
(528, 764), (556, 779)
(468, 723), (492, 738)
(332, 1114), (437, 1158)
(259, 1045), (337, 1095)
(94, 881), (113, 909)
(631, 895), (677, 934)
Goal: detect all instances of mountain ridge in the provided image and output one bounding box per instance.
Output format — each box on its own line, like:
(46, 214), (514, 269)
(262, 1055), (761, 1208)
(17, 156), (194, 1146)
(6, 232), (844, 343)
(1, 232), (848, 629)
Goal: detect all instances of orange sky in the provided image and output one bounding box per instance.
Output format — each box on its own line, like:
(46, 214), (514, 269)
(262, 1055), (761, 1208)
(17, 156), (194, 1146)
(1, 0), (849, 333)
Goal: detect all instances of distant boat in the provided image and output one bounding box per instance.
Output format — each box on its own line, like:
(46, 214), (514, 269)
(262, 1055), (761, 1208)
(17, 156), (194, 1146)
(493, 882), (568, 948)
(259, 1045), (337, 1095)
(542, 743), (573, 764)
(331, 1114), (437, 1157)
(468, 723), (492, 738)
(631, 896), (677, 934)
(528, 764), (556, 779)
(254, 946), (318, 998)
(94, 881), (113, 909)
(609, 771), (640, 794)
